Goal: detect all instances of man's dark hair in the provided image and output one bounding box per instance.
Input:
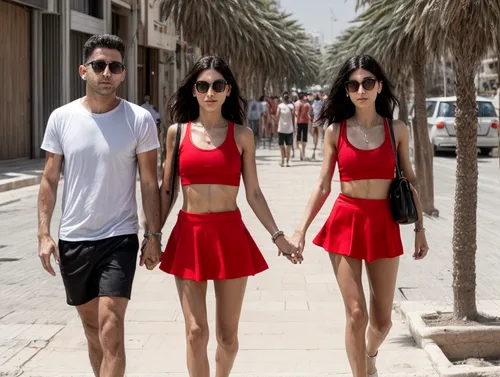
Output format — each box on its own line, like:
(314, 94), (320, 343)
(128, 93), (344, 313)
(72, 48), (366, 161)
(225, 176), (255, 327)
(83, 34), (125, 64)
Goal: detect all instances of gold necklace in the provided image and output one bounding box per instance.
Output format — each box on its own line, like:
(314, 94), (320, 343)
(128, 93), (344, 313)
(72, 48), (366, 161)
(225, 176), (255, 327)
(352, 116), (379, 144)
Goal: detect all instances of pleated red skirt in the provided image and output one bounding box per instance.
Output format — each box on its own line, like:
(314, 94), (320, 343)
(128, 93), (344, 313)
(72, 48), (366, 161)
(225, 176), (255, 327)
(159, 209), (269, 281)
(313, 194), (404, 262)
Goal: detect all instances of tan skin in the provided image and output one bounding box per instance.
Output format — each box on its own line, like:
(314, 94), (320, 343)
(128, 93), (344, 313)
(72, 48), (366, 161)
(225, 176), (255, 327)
(37, 47), (161, 377)
(158, 69), (300, 377)
(291, 68), (429, 377)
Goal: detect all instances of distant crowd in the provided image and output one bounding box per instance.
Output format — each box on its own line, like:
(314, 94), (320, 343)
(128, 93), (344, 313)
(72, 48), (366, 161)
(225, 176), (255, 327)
(247, 91), (328, 165)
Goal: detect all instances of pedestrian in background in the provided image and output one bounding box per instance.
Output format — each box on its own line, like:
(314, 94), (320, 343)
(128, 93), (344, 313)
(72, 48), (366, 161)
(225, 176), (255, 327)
(37, 34), (162, 377)
(153, 56), (300, 377)
(311, 93), (324, 159)
(295, 93), (313, 160)
(247, 97), (263, 143)
(291, 54), (429, 377)
(276, 93), (295, 167)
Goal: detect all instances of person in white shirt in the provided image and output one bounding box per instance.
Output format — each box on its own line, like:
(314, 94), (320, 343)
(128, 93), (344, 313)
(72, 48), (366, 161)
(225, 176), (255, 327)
(276, 94), (296, 166)
(37, 34), (162, 377)
(141, 94), (160, 124)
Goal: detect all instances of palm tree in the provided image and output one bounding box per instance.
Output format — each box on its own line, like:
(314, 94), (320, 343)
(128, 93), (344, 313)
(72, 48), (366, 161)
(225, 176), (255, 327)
(412, 0), (500, 320)
(159, 0), (319, 98)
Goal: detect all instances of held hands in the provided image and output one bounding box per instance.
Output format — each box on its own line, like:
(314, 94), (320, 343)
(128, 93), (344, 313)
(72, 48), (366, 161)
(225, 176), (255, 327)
(413, 231), (429, 260)
(275, 234), (303, 264)
(140, 236), (163, 270)
(38, 234), (59, 276)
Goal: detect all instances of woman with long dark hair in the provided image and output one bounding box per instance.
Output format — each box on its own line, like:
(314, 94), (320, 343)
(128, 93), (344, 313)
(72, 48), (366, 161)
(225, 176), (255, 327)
(156, 56), (300, 377)
(290, 55), (429, 377)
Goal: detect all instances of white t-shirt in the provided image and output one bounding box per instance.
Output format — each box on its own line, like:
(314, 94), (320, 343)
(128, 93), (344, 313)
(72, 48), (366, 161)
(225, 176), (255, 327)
(260, 101), (269, 115)
(141, 102), (160, 122)
(278, 103), (294, 134)
(41, 99), (160, 241)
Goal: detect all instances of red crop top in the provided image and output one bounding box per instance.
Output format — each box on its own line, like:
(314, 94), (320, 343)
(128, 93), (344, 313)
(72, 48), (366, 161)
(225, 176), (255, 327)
(179, 121), (241, 186)
(337, 118), (396, 181)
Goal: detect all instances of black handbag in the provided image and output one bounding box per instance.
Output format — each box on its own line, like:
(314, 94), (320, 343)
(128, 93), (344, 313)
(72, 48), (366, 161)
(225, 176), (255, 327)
(167, 123), (182, 212)
(387, 118), (418, 224)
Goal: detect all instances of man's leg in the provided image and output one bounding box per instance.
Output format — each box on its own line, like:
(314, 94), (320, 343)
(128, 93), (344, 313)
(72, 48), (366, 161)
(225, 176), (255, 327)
(94, 234), (139, 377)
(77, 299), (102, 376)
(98, 297), (129, 377)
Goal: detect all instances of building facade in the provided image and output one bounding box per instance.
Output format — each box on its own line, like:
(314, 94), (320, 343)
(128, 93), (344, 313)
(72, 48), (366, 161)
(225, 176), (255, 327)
(0, 0), (180, 161)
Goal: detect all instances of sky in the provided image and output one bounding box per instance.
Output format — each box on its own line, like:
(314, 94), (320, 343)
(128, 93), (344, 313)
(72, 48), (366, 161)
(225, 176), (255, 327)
(279, 0), (360, 45)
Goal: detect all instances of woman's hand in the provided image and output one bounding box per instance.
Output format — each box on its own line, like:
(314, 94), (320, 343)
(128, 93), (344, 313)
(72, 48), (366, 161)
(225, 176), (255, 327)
(275, 236), (303, 264)
(289, 230), (306, 257)
(413, 231), (429, 260)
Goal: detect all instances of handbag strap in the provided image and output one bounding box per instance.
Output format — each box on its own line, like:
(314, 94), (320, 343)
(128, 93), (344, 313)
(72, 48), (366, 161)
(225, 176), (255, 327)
(386, 118), (402, 179)
(168, 123), (182, 209)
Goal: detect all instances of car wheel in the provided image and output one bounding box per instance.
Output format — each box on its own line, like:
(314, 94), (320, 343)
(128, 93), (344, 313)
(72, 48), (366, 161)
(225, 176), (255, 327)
(433, 144), (439, 157)
(479, 148), (492, 157)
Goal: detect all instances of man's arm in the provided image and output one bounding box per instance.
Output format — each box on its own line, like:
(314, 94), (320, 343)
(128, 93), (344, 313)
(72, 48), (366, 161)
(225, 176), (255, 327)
(137, 149), (161, 234)
(38, 152), (63, 238)
(37, 152), (63, 276)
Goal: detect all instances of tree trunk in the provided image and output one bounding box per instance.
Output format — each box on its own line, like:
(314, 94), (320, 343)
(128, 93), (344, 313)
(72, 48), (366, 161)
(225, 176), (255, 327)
(497, 47), (500, 168)
(411, 52), (438, 216)
(451, 47), (479, 321)
(397, 76), (409, 125)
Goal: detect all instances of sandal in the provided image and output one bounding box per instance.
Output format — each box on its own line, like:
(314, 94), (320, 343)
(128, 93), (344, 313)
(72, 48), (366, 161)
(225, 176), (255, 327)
(367, 351), (378, 377)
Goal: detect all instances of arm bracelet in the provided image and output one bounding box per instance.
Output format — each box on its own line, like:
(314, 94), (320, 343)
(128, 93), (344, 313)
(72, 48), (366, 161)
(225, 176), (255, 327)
(144, 230), (163, 239)
(271, 230), (285, 243)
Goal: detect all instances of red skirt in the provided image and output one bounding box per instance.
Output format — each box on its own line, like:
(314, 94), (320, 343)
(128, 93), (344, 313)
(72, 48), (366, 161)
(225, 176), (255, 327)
(159, 209), (269, 281)
(313, 194), (404, 262)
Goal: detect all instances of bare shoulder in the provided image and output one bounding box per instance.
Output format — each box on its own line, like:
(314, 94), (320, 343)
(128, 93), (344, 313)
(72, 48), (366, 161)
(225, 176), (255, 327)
(234, 123), (253, 140)
(325, 122), (341, 145)
(391, 119), (410, 139)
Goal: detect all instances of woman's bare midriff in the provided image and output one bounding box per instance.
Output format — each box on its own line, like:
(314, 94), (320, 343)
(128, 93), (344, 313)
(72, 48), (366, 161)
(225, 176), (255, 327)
(340, 179), (392, 200)
(181, 184), (239, 213)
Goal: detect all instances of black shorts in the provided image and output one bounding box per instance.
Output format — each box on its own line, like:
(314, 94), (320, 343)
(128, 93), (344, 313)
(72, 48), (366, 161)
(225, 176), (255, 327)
(297, 123), (308, 142)
(58, 234), (139, 306)
(278, 132), (293, 146)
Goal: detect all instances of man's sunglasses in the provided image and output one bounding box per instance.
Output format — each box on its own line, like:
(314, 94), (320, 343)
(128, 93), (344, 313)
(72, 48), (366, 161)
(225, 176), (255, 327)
(345, 78), (377, 93)
(85, 60), (125, 74)
(194, 79), (228, 94)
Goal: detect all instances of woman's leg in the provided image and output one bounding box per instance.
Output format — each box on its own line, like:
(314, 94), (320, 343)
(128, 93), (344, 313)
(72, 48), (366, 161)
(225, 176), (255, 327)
(175, 277), (210, 377)
(329, 254), (368, 377)
(213, 277), (248, 377)
(312, 127), (319, 159)
(365, 257), (400, 375)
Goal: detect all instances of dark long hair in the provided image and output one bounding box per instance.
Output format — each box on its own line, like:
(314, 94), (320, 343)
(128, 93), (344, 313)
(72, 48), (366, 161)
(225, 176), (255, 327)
(317, 55), (399, 125)
(167, 56), (246, 124)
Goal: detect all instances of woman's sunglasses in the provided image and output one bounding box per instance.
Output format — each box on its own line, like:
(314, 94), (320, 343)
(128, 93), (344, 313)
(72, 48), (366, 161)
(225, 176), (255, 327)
(85, 60), (125, 74)
(195, 79), (228, 94)
(345, 78), (377, 93)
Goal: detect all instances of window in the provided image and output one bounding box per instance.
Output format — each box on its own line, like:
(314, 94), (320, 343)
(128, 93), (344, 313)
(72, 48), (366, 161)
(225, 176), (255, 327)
(438, 102), (456, 117)
(437, 101), (497, 118)
(426, 101), (437, 117)
(478, 102), (497, 117)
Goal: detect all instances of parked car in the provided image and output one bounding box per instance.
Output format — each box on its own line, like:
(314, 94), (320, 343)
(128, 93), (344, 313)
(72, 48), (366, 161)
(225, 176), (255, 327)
(409, 96), (499, 156)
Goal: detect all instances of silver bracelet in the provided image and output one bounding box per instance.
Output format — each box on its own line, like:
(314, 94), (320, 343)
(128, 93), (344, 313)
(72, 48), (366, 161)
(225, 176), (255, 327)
(414, 228), (426, 233)
(271, 230), (284, 243)
(145, 230), (163, 239)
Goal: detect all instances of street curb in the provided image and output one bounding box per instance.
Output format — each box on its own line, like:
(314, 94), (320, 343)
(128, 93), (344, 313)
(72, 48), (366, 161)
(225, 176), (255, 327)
(397, 302), (500, 377)
(0, 176), (42, 193)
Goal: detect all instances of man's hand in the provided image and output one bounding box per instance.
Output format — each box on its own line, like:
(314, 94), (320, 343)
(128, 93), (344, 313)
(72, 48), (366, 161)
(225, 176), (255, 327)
(140, 237), (162, 270)
(38, 235), (59, 276)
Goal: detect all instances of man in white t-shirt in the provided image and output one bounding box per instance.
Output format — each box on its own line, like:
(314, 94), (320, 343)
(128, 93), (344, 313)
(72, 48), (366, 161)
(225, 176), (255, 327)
(38, 34), (161, 377)
(276, 94), (295, 167)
